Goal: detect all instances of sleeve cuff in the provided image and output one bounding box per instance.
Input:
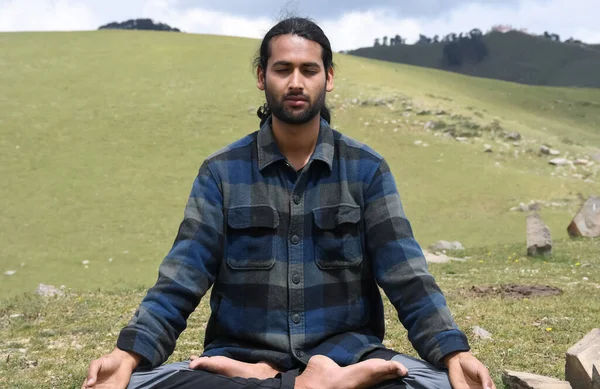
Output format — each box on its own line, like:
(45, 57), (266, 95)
(117, 327), (165, 369)
(425, 329), (471, 368)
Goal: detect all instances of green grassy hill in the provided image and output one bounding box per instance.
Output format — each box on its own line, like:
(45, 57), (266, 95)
(2, 30), (600, 389)
(347, 31), (600, 87)
(1, 30), (600, 298)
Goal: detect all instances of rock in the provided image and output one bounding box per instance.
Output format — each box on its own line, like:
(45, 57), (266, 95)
(429, 240), (465, 251)
(505, 131), (522, 141)
(472, 326), (493, 340)
(527, 213), (552, 257)
(4, 270), (16, 276)
(417, 109), (431, 116)
(550, 158), (570, 166)
(35, 284), (64, 298)
(550, 149), (561, 156)
(566, 329), (600, 389)
(82, 260), (90, 265)
(351, 98), (359, 104)
(422, 250), (466, 264)
(575, 159), (590, 165)
(455, 137), (468, 142)
(9, 314), (24, 318)
(502, 370), (572, 389)
(591, 153), (600, 163)
(414, 140), (423, 146)
(541, 145), (551, 154)
(593, 365), (599, 389)
(484, 144), (493, 152)
(568, 196), (600, 238)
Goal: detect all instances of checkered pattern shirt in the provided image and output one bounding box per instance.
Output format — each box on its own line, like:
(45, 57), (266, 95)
(117, 117), (470, 370)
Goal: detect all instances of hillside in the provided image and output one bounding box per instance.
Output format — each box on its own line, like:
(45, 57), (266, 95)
(1, 31), (600, 298)
(347, 31), (600, 87)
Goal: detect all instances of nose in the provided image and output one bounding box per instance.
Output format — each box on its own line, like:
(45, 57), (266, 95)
(289, 68), (303, 91)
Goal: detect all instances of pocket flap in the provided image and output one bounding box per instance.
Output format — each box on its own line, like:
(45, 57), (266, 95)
(313, 204), (361, 230)
(227, 205), (279, 229)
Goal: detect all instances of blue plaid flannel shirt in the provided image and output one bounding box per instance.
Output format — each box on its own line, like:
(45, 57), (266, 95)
(117, 117), (470, 370)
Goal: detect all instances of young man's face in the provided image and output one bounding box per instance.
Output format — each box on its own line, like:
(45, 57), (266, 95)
(257, 34), (334, 125)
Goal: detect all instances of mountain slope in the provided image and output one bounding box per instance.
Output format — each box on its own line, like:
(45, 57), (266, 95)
(347, 31), (600, 87)
(1, 30), (599, 297)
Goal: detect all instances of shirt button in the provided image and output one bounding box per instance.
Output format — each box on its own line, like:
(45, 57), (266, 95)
(292, 314), (301, 323)
(292, 274), (301, 284)
(291, 235), (300, 244)
(293, 194), (301, 204)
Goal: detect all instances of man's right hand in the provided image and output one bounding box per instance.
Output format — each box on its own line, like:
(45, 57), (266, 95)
(82, 348), (141, 389)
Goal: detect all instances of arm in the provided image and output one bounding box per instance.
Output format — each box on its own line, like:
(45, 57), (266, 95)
(363, 158), (470, 367)
(116, 161), (225, 368)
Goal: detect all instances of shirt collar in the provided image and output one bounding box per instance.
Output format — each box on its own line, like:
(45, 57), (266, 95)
(257, 116), (334, 172)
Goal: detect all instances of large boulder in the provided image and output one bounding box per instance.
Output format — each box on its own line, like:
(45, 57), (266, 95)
(566, 329), (600, 389)
(527, 213), (552, 257)
(568, 197), (600, 238)
(502, 370), (572, 388)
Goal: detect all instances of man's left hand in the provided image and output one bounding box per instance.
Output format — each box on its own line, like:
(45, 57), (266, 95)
(443, 351), (496, 389)
(189, 355), (282, 379)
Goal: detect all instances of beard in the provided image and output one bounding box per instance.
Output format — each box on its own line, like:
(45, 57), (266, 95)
(265, 83), (327, 125)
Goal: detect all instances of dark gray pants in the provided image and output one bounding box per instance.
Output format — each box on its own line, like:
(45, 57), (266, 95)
(127, 349), (452, 389)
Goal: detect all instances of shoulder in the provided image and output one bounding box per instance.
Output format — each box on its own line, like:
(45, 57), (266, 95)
(331, 129), (384, 163)
(204, 131), (257, 163)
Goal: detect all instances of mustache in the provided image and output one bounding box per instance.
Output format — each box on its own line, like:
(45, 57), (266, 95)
(283, 92), (309, 101)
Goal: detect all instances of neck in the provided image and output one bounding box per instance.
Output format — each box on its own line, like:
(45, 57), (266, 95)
(271, 114), (321, 171)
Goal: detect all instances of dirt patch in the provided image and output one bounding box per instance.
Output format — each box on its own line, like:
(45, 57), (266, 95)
(465, 284), (563, 298)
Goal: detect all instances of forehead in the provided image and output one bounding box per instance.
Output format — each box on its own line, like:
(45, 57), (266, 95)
(268, 34), (323, 67)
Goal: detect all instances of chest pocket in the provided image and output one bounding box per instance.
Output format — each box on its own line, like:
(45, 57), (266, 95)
(312, 204), (363, 269)
(226, 205), (279, 270)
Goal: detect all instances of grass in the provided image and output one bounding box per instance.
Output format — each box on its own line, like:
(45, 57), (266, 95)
(2, 238), (599, 388)
(347, 30), (600, 88)
(1, 30), (600, 387)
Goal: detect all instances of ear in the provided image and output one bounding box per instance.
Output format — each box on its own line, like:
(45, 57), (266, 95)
(257, 66), (266, 91)
(326, 66), (334, 92)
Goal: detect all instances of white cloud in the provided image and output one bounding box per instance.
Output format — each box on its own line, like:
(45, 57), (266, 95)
(0, 0), (598, 49)
(141, 0), (273, 39)
(0, 0), (97, 31)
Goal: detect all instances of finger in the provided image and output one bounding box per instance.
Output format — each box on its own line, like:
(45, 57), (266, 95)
(190, 355), (200, 361)
(189, 356), (210, 370)
(85, 359), (102, 387)
(477, 364), (495, 389)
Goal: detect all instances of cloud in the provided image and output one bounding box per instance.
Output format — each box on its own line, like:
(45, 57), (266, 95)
(0, 0), (98, 31)
(141, 0), (273, 38)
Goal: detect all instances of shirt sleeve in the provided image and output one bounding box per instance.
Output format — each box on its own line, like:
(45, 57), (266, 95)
(363, 158), (470, 367)
(116, 161), (224, 368)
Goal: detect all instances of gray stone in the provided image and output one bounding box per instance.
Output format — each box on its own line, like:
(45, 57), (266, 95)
(550, 149), (562, 156)
(4, 270), (16, 276)
(505, 131), (522, 141)
(527, 213), (552, 257)
(541, 145), (551, 154)
(429, 240), (465, 251)
(568, 197), (600, 238)
(472, 326), (493, 340)
(484, 144), (493, 152)
(550, 158), (570, 166)
(422, 250), (466, 264)
(502, 370), (572, 389)
(35, 284), (64, 298)
(575, 159), (591, 166)
(566, 328), (600, 389)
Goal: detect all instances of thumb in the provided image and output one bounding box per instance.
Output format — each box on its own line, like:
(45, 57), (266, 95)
(86, 358), (103, 386)
(477, 365), (495, 389)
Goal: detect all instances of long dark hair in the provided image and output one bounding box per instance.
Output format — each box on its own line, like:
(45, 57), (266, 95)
(253, 17), (334, 127)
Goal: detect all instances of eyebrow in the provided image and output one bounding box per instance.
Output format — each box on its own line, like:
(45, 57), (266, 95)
(271, 61), (321, 68)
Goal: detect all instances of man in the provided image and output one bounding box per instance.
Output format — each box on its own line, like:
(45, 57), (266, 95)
(83, 17), (496, 389)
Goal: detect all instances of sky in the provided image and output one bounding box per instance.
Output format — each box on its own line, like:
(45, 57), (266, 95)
(1, 0), (599, 51)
